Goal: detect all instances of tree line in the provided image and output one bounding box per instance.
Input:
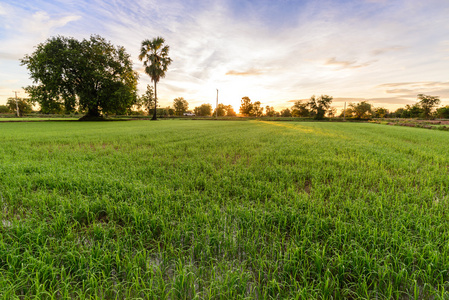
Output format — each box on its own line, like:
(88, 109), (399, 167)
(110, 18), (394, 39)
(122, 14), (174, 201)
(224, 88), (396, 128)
(3, 91), (448, 120)
(339, 94), (448, 120)
(235, 94), (448, 120)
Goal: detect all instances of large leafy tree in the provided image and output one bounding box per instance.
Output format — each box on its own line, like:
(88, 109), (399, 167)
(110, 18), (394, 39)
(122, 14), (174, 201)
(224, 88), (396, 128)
(21, 35), (138, 118)
(139, 37), (172, 120)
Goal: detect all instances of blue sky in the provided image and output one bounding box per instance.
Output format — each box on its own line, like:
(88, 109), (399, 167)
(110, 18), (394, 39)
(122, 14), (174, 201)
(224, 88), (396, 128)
(1, 0), (448, 111)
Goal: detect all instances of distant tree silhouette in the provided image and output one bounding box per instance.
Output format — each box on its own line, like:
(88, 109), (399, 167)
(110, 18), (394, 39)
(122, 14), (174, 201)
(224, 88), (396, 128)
(417, 94), (440, 119)
(137, 85), (155, 116)
(6, 98), (33, 116)
(173, 97), (189, 116)
(194, 104), (212, 116)
(291, 100), (310, 117)
(225, 105), (237, 116)
(308, 95), (333, 119)
(280, 108), (292, 117)
(349, 101), (372, 119)
(253, 101), (263, 117)
(239, 97), (253, 116)
(265, 106), (276, 117)
(213, 104), (227, 117)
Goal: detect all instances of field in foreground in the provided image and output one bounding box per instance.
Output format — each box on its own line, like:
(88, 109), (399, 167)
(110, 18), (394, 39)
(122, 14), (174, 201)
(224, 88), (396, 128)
(1, 120), (449, 299)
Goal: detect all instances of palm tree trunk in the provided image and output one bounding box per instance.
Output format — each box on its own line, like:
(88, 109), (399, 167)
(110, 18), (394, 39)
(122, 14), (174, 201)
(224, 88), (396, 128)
(152, 81), (157, 120)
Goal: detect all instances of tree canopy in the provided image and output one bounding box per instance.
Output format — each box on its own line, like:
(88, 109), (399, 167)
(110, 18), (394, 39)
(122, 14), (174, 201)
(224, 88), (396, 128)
(6, 98), (33, 116)
(280, 108), (292, 117)
(291, 100), (310, 117)
(21, 35), (139, 118)
(349, 101), (372, 119)
(212, 104), (236, 117)
(239, 97), (253, 116)
(308, 95), (333, 119)
(436, 106), (449, 119)
(417, 94), (440, 119)
(265, 106), (276, 117)
(136, 85), (155, 115)
(213, 104), (227, 117)
(173, 97), (189, 116)
(252, 101), (263, 117)
(194, 104), (212, 116)
(0, 105), (9, 113)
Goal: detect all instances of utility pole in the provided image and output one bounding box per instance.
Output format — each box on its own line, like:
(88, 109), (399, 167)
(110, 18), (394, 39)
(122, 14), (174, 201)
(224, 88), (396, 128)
(216, 89), (218, 118)
(13, 91), (20, 117)
(343, 101), (346, 121)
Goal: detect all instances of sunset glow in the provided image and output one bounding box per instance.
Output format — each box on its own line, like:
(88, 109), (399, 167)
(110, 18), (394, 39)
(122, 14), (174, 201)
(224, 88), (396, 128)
(1, 0), (448, 112)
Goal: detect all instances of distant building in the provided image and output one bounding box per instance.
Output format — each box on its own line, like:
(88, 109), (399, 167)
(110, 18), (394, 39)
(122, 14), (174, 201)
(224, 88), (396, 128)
(183, 112), (195, 116)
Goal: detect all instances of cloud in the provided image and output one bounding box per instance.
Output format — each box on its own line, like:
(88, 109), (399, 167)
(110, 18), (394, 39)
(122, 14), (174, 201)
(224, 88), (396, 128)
(332, 97), (367, 103)
(24, 11), (81, 35)
(378, 82), (418, 88)
(0, 4), (6, 15)
(385, 89), (414, 94)
(286, 99), (308, 103)
(371, 46), (406, 56)
(226, 69), (263, 76)
(377, 81), (449, 100)
(0, 5), (81, 61)
(378, 81), (449, 89)
(0, 52), (20, 61)
(367, 97), (414, 105)
(324, 57), (376, 69)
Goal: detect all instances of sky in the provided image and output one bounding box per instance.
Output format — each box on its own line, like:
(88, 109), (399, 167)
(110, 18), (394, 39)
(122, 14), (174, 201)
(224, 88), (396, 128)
(1, 0), (449, 112)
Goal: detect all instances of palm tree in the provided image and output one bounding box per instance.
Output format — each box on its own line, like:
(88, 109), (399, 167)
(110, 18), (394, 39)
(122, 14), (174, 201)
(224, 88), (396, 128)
(138, 37), (172, 120)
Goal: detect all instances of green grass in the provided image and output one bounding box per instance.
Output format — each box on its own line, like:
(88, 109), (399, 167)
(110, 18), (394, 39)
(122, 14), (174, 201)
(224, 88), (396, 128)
(1, 120), (449, 299)
(0, 118), (80, 121)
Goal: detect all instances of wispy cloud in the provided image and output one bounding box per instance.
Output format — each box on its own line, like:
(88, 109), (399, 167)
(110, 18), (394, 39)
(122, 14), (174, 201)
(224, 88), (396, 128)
(226, 69), (263, 76)
(324, 57), (376, 69)
(378, 81), (449, 88)
(378, 81), (449, 98)
(371, 46), (406, 56)
(385, 89), (414, 94)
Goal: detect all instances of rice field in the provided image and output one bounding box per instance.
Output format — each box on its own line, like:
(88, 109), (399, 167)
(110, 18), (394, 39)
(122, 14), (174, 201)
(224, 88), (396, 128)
(1, 120), (449, 299)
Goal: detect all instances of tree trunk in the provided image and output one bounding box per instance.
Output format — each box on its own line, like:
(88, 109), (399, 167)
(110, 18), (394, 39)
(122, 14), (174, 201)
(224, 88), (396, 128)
(152, 81), (157, 120)
(79, 105), (104, 121)
(87, 105), (101, 117)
